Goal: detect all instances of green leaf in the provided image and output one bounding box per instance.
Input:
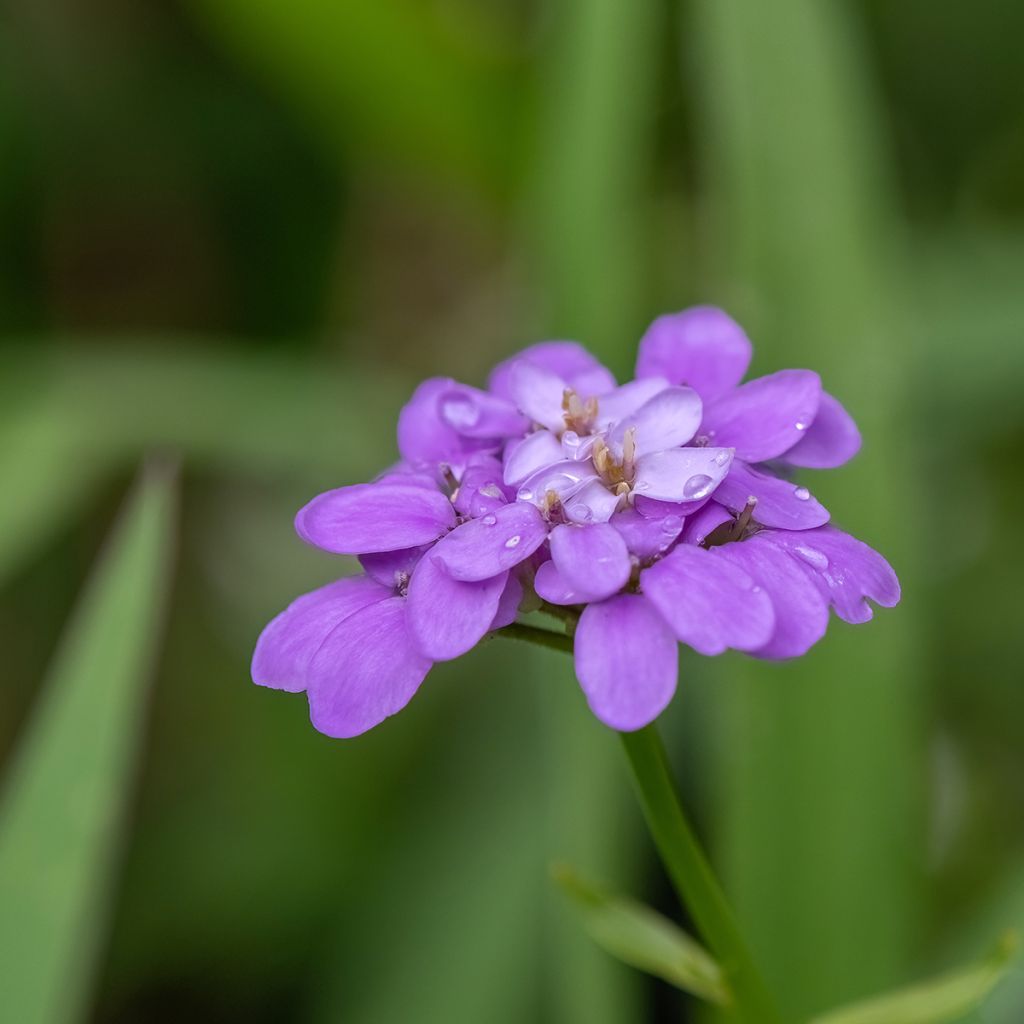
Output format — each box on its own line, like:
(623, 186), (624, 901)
(0, 462), (178, 1024)
(552, 863), (731, 1006)
(811, 934), (1019, 1024)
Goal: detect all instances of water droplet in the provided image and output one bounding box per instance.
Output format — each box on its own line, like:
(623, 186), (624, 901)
(480, 484), (503, 499)
(751, 585), (762, 594)
(662, 515), (683, 533)
(794, 412), (813, 432)
(794, 545), (829, 570)
(562, 430), (580, 449)
(683, 474), (714, 500)
(635, 481), (649, 493)
(793, 486), (811, 501)
(517, 487), (535, 502)
(482, 514), (497, 526)
(570, 504), (593, 522)
(504, 534), (521, 549)
(713, 451), (730, 467)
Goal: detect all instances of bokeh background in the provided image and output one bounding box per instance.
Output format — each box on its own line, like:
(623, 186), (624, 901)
(2, 1), (1023, 1022)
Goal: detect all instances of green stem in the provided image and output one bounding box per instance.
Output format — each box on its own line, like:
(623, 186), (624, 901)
(494, 622), (574, 655)
(620, 726), (783, 1023)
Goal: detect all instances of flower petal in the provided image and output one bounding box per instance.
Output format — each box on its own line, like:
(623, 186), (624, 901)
(713, 460), (829, 530)
(701, 369), (822, 462)
(562, 479), (623, 524)
(489, 341), (616, 402)
(593, 378), (670, 430)
(533, 559), (586, 605)
(507, 360), (571, 432)
(306, 597), (432, 737)
(610, 507), (684, 560)
(783, 391), (862, 469)
(453, 455), (511, 518)
(635, 307), (752, 401)
(632, 447), (734, 503)
(430, 501), (548, 582)
(252, 576), (392, 693)
(641, 545), (774, 655)
(761, 526), (900, 624)
(296, 483), (455, 554)
(550, 523), (631, 602)
(438, 383), (529, 439)
(503, 430), (564, 486)
(406, 556), (507, 660)
(517, 459), (599, 506)
(574, 595), (678, 732)
(609, 386), (703, 456)
(490, 572), (524, 629)
(397, 378), (493, 468)
(679, 502), (732, 546)
(358, 546), (428, 587)
(713, 535), (829, 659)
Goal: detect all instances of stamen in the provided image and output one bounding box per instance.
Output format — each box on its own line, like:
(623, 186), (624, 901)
(439, 463), (459, 493)
(561, 388), (600, 435)
(621, 426), (637, 480)
(729, 496), (758, 541)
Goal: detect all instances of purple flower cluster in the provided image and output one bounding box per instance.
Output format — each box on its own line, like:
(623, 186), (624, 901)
(253, 307), (899, 736)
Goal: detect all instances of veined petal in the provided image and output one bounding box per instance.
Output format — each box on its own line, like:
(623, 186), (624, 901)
(701, 369), (822, 463)
(406, 556), (507, 661)
(714, 535), (829, 659)
(430, 501), (547, 582)
(609, 386), (703, 456)
(438, 384), (529, 438)
(252, 576), (392, 693)
(635, 307), (752, 401)
(610, 507), (684, 560)
(641, 545), (774, 655)
(296, 483), (455, 554)
(713, 460), (829, 530)
(489, 341), (616, 402)
(632, 447), (734, 503)
(783, 391), (862, 469)
(550, 523), (631, 602)
(761, 526), (900, 624)
(503, 430), (564, 486)
(306, 597), (431, 738)
(397, 377), (493, 467)
(574, 595), (678, 732)
(508, 360), (571, 432)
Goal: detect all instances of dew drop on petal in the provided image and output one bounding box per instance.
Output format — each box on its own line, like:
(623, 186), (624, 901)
(751, 585), (762, 594)
(662, 515), (683, 533)
(794, 545), (829, 570)
(571, 504), (594, 522)
(793, 486), (811, 501)
(683, 474), (714, 500)
(517, 487), (535, 502)
(482, 514), (497, 526)
(504, 534), (521, 549)
(713, 451), (730, 467)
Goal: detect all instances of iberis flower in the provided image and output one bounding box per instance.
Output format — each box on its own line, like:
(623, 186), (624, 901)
(253, 307), (900, 736)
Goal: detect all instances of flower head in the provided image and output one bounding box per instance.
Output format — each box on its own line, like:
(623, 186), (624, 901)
(253, 307), (899, 736)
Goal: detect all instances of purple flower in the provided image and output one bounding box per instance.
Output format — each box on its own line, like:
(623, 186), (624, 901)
(253, 306), (899, 737)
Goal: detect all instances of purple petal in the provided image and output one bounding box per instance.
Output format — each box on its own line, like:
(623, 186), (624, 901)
(358, 546), (429, 588)
(713, 535), (829, 659)
(761, 526), (900, 624)
(438, 384), (529, 439)
(562, 479), (623, 524)
(634, 495), (697, 519)
(489, 341), (616, 402)
(503, 430), (564, 486)
(507, 360), (571, 432)
(609, 386), (703, 456)
(701, 370), (822, 463)
(632, 447), (734, 503)
(517, 459), (598, 507)
(397, 378), (493, 468)
(306, 597), (432, 738)
(490, 572), (524, 629)
(252, 576), (392, 693)
(593, 378), (670, 430)
(679, 502), (732, 546)
(713, 460), (829, 530)
(783, 391), (862, 469)
(574, 595), (678, 732)
(550, 523), (631, 602)
(453, 455), (511, 518)
(534, 559), (586, 605)
(611, 507), (684, 560)
(635, 307), (752, 401)
(374, 464), (442, 490)
(430, 501), (548, 581)
(296, 483), (455, 554)
(406, 556), (507, 660)
(641, 545), (774, 655)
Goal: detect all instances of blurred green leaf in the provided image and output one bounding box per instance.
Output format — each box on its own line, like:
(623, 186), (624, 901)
(553, 863), (730, 1006)
(811, 934), (1018, 1024)
(0, 462), (178, 1024)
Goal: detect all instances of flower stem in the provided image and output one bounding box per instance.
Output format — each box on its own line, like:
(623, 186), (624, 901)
(619, 726), (783, 1023)
(494, 622), (574, 655)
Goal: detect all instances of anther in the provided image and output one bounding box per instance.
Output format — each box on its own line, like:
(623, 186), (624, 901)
(730, 496), (758, 541)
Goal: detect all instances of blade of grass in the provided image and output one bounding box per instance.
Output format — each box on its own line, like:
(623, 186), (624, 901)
(0, 461), (178, 1024)
(687, 0), (924, 1016)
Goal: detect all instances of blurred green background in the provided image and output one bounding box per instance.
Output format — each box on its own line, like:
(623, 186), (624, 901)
(1, 1), (1022, 1022)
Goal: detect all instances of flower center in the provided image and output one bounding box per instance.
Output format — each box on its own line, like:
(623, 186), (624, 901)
(561, 388), (599, 435)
